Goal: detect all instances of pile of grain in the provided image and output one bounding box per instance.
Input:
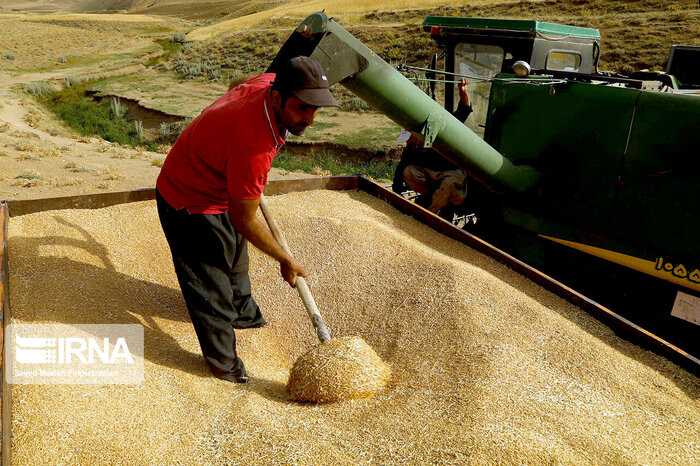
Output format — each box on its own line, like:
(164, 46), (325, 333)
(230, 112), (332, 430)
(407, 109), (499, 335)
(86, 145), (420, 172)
(287, 336), (392, 403)
(8, 190), (700, 464)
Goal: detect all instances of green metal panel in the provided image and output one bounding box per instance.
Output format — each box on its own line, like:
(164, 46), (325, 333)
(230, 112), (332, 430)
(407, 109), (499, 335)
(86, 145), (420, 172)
(485, 79), (639, 244)
(486, 77), (700, 264)
(614, 91), (700, 260)
(423, 16), (601, 39)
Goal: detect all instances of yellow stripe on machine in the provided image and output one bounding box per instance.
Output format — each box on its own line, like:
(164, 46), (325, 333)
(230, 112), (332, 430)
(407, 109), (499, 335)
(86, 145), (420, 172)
(540, 235), (700, 293)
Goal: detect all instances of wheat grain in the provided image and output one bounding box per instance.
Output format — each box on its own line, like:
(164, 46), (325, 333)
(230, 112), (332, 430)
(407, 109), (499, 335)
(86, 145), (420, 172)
(6, 190), (699, 464)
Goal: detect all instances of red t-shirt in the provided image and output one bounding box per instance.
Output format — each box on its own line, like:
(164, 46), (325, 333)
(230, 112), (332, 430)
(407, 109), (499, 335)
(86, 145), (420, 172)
(156, 73), (286, 214)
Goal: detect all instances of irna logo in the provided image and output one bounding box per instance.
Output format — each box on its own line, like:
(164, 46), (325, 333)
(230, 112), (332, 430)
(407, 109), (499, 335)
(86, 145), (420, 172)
(6, 324), (144, 385)
(15, 335), (134, 364)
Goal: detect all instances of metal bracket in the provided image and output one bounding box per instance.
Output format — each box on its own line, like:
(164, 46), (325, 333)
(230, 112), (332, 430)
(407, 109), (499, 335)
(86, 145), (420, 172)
(310, 33), (369, 86)
(421, 113), (445, 148)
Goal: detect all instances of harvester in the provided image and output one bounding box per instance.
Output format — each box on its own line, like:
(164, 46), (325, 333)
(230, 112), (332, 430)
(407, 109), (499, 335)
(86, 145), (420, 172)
(267, 12), (700, 361)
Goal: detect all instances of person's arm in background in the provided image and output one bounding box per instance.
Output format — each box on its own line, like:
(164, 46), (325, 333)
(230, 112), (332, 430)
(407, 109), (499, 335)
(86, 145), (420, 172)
(452, 78), (473, 123)
(228, 196), (307, 287)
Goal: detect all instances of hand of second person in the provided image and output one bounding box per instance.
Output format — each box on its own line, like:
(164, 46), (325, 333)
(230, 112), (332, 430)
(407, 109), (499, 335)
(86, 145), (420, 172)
(280, 257), (308, 288)
(458, 78), (470, 106)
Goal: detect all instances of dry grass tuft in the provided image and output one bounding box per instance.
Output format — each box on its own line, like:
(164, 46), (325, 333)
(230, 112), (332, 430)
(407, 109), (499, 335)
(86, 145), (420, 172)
(101, 165), (126, 180)
(13, 170), (44, 187)
(37, 146), (61, 157)
(287, 336), (391, 403)
(95, 180), (114, 190)
(23, 111), (41, 128)
(10, 130), (41, 140)
(52, 178), (85, 187)
(16, 153), (40, 161)
(13, 141), (36, 152)
(156, 144), (171, 155)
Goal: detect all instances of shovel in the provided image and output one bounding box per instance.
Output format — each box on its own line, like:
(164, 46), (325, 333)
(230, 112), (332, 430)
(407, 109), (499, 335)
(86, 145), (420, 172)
(258, 194), (331, 343)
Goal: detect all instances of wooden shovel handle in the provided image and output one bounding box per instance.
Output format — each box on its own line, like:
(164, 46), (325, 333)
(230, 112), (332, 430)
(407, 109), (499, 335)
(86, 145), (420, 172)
(259, 194), (331, 342)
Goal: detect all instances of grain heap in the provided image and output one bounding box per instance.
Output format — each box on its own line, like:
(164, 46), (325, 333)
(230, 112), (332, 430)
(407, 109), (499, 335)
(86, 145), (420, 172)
(287, 336), (392, 402)
(7, 190), (700, 464)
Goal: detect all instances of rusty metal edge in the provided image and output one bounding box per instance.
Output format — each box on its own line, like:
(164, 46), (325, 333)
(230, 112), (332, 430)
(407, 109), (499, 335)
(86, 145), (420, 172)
(264, 175), (359, 195)
(2, 177), (360, 217)
(5, 188), (156, 217)
(0, 202), (9, 466)
(356, 176), (700, 376)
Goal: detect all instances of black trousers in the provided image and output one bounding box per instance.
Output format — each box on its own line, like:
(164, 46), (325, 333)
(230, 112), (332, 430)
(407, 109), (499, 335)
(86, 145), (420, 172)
(156, 189), (266, 379)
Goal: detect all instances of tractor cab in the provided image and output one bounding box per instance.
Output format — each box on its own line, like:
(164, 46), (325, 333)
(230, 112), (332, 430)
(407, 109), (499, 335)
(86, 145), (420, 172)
(422, 17), (601, 135)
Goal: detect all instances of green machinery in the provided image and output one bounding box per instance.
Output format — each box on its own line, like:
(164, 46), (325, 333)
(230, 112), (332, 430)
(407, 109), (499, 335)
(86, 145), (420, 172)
(269, 12), (700, 358)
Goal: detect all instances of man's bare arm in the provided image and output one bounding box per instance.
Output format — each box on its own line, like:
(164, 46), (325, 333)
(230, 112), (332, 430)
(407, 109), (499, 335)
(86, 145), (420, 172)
(228, 195), (307, 287)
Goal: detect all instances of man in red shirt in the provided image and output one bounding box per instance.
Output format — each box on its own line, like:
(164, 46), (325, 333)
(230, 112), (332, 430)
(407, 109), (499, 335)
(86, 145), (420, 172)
(156, 57), (338, 383)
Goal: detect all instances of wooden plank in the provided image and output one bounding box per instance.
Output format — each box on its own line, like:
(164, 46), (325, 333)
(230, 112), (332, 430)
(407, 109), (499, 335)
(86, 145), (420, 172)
(356, 176), (700, 376)
(0, 202), (10, 466)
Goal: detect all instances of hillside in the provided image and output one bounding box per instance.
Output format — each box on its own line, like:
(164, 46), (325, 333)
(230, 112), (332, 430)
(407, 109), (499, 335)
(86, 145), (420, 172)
(177, 0), (699, 75)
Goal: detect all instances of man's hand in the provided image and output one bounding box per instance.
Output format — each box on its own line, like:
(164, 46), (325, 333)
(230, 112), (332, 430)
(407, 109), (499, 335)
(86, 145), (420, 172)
(280, 257), (307, 287)
(458, 78), (470, 107)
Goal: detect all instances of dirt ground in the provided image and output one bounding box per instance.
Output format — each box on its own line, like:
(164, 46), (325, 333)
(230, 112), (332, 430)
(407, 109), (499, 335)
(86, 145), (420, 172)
(0, 25), (317, 201)
(0, 97), (313, 201)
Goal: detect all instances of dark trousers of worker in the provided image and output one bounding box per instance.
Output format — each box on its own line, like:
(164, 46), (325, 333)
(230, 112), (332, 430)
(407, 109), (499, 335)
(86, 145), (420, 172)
(155, 189), (266, 380)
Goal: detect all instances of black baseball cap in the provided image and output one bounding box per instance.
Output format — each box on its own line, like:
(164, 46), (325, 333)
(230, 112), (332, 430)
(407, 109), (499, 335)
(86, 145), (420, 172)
(274, 56), (339, 107)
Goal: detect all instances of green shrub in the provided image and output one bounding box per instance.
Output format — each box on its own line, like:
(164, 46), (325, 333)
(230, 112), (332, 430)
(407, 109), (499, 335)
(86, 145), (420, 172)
(65, 76), (80, 87)
(16, 171), (42, 180)
(173, 57), (223, 82)
(272, 148), (397, 181)
(170, 33), (186, 43)
(341, 96), (373, 112)
(23, 81), (55, 97)
(4, 52), (14, 61)
(159, 122), (171, 138)
(110, 97), (126, 118)
(38, 83), (141, 147)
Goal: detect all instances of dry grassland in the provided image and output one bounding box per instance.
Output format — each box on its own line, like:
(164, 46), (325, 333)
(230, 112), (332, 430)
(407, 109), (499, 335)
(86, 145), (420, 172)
(0, 17), (153, 70)
(180, 0), (699, 77)
(0, 128), (163, 198)
(186, 0), (516, 39)
(18, 13), (166, 22)
(8, 191), (699, 464)
(88, 69), (228, 118)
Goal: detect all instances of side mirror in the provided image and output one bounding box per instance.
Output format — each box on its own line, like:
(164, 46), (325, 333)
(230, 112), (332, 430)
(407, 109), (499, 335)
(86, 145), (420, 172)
(512, 60), (531, 77)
